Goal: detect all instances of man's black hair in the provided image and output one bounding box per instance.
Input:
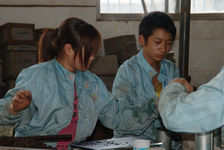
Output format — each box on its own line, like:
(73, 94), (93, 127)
(139, 11), (176, 42)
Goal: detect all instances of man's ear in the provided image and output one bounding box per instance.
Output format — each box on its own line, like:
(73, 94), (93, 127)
(139, 35), (145, 46)
(64, 44), (73, 56)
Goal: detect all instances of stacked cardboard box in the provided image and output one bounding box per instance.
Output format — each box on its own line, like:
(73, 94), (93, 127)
(0, 23), (37, 97)
(0, 59), (4, 98)
(89, 55), (118, 91)
(104, 35), (138, 65)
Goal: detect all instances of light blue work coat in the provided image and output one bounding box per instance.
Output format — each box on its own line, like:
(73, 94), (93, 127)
(112, 50), (180, 141)
(159, 66), (224, 133)
(0, 58), (164, 147)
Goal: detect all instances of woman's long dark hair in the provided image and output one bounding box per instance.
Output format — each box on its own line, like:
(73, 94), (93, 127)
(38, 17), (101, 68)
(38, 28), (57, 62)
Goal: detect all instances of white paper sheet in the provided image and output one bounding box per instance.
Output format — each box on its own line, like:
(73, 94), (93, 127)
(70, 137), (141, 150)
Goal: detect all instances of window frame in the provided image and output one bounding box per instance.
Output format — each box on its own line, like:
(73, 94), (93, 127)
(97, 0), (224, 21)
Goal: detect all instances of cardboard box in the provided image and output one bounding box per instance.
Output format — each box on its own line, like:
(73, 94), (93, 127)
(0, 23), (35, 47)
(0, 45), (37, 80)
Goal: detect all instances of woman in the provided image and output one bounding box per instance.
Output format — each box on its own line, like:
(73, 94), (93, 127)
(2, 17), (108, 149)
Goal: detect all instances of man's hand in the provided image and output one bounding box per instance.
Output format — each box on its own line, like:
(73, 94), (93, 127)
(10, 90), (32, 115)
(170, 78), (193, 93)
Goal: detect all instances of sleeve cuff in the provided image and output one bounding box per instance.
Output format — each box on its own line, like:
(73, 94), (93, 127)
(168, 82), (188, 92)
(2, 101), (20, 121)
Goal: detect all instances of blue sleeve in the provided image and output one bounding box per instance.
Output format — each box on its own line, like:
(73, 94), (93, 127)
(158, 69), (224, 133)
(0, 68), (32, 124)
(99, 65), (158, 130)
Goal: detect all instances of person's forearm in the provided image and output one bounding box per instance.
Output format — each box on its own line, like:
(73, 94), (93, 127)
(159, 82), (224, 133)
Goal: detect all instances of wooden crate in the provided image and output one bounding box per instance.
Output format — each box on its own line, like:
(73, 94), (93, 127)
(0, 59), (2, 83)
(0, 79), (15, 98)
(0, 23), (35, 47)
(35, 28), (46, 45)
(4, 79), (15, 91)
(89, 55), (118, 91)
(0, 59), (4, 98)
(99, 75), (115, 91)
(0, 83), (5, 98)
(0, 125), (14, 137)
(89, 55), (118, 76)
(104, 35), (138, 65)
(0, 45), (37, 52)
(0, 45), (37, 81)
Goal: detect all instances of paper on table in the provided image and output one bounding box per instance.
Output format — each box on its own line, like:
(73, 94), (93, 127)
(70, 137), (163, 150)
(70, 137), (141, 150)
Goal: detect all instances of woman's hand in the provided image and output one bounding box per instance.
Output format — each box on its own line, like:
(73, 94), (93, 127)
(10, 90), (32, 115)
(170, 78), (193, 93)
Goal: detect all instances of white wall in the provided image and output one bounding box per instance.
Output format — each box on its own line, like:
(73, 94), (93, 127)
(188, 20), (224, 86)
(0, 0), (223, 87)
(0, 2), (97, 28)
(0, 0), (95, 5)
(173, 20), (224, 87)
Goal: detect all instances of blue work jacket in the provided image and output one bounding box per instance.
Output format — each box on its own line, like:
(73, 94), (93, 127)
(112, 49), (180, 141)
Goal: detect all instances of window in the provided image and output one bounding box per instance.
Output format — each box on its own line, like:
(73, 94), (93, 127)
(100, 0), (144, 13)
(191, 0), (224, 13)
(98, 0), (224, 20)
(100, 0), (176, 14)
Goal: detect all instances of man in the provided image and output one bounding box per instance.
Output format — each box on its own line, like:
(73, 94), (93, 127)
(112, 11), (181, 149)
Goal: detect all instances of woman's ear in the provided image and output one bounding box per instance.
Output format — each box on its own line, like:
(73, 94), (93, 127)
(64, 44), (74, 56)
(139, 35), (145, 46)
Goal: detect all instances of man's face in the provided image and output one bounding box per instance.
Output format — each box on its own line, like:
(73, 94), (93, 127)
(140, 28), (174, 65)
